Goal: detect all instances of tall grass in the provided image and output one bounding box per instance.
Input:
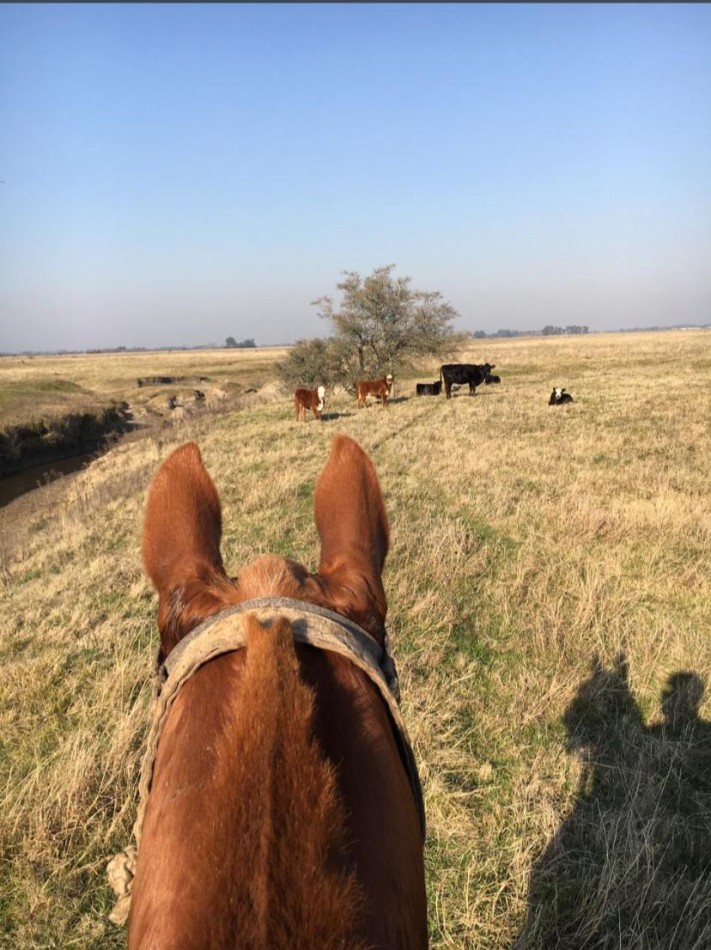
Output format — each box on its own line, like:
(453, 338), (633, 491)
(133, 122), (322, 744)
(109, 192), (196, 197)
(1, 331), (710, 947)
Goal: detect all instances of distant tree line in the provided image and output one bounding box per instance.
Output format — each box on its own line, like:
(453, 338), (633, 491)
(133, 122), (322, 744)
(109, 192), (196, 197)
(542, 325), (589, 335)
(471, 325), (589, 339)
(225, 337), (257, 349)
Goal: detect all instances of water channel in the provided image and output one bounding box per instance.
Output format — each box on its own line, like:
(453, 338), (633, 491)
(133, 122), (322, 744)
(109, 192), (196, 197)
(0, 446), (104, 508)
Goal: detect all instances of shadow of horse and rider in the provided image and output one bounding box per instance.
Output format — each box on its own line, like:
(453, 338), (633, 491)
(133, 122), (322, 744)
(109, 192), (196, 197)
(515, 656), (711, 949)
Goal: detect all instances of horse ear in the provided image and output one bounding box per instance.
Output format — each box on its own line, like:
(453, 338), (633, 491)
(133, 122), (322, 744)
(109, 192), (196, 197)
(143, 442), (233, 650)
(313, 435), (389, 635)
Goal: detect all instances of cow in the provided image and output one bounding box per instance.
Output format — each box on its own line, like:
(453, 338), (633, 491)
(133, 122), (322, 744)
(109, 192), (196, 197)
(356, 373), (394, 408)
(294, 385), (326, 421)
(416, 380), (442, 396)
(114, 437), (427, 948)
(484, 375), (501, 385)
(549, 387), (574, 405)
(439, 363), (495, 399)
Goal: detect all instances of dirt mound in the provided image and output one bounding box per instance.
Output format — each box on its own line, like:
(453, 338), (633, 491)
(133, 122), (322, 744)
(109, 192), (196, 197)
(205, 387), (227, 406)
(255, 380), (289, 402)
(137, 375), (210, 387)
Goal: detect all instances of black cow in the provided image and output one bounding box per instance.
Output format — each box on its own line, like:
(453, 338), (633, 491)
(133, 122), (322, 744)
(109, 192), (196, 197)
(439, 363), (495, 399)
(549, 387), (574, 405)
(484, 375), (501, 385)
(416, 380), (442, 396)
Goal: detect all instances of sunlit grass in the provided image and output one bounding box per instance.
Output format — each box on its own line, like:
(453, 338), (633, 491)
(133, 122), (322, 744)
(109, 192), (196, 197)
(1, 330), (710, 946)
(0, 346), (290, 429)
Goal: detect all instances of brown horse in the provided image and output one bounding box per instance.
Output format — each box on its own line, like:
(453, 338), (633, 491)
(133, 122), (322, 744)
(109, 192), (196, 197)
(129, 435), (427, 948)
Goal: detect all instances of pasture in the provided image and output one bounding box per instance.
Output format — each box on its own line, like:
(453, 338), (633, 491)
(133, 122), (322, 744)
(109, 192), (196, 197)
(0, 346), (290, 482)
(0, 346), (289, 428)
(1, 330), (710, 947)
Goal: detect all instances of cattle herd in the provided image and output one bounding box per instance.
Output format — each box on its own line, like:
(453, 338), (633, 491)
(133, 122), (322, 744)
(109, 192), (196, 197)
(294, 364), (575, 419)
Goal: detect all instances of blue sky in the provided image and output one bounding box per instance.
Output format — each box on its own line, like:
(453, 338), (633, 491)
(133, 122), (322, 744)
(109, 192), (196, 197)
(1, 3), (709, 351)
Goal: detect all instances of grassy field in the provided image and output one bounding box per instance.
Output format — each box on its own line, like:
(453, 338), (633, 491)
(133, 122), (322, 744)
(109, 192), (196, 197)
(0, 346), (289, 427)
(1, 330), (710, 947)
(0, 347), (290, 477)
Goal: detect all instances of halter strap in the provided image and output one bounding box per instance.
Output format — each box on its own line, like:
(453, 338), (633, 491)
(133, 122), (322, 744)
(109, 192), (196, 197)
(163, 596), (400, 700)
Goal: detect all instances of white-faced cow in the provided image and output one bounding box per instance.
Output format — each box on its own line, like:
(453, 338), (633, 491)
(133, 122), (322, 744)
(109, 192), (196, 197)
(294, 386), (326, 421)
(549, 387), (574, 405)
(439, 363), (495, 399)
(356, 374), (394, 408)
(415, 380), (442, 396)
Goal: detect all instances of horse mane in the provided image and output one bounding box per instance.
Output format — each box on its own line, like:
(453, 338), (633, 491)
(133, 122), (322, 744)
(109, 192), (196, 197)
(130, 614), (365, 947)
(231, 615), (365, 946)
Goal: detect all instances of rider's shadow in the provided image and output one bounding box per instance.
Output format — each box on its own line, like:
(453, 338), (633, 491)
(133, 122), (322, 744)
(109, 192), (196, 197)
(514, 656), (711, 949)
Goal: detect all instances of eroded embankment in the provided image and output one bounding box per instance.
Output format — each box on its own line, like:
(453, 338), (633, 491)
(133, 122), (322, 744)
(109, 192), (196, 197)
(0, 403), (134, 479)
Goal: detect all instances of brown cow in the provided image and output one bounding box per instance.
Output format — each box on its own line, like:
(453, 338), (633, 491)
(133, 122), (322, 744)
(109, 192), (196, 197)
(294, 385), (326, 421)
(356, 373), (394, 408)
(126, 436), (427, 948)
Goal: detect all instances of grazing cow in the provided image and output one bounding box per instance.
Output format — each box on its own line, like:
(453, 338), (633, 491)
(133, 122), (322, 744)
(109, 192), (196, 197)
(439, 363), (496, 399)
(110, 437), (427, 948)
(356, 373), (394, 408)
(484, 374), (501, 385)
(416, 380), (442, 396)
(294, 385), (326, 421)
(549, 387), (574, 405)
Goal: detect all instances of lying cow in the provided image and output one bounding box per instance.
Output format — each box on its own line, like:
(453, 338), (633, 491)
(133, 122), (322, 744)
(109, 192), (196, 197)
(549, 387), (574, 405)
(439, 362), (495, 399)
(294, 385), (326, 421)
(484, 375), (501, 385)
(356, 374), (394, 408)
(415, 380), (442, 396)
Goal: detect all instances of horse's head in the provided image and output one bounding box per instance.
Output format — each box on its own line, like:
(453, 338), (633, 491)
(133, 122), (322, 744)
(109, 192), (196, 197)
(563, 653), (644, 755)
(142, 435), (389, 659)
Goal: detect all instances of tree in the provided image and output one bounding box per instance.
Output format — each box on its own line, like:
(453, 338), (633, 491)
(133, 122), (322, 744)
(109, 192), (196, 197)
(225, 336), (256, 348)
(310, 264), (464, 376)
(277, 337), (354, 389)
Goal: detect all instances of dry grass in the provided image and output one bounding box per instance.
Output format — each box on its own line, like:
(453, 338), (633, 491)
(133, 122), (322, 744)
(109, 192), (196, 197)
(1, 330), (710, 947)
(0, 347), (290, 429)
